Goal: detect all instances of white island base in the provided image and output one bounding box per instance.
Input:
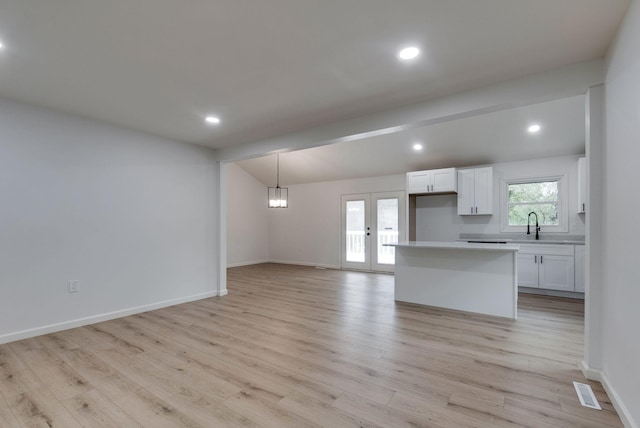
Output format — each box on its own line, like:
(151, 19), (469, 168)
(393, 242), (519, 319)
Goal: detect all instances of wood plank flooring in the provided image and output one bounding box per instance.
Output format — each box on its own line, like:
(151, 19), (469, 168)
(0, 263), (622, 427)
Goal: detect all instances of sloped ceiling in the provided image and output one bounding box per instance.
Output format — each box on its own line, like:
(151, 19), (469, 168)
(235, 95), (585, 186)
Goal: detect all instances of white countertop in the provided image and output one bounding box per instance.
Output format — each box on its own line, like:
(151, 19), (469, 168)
(460, 238), (584, 245)
(391, 241), (520, 252)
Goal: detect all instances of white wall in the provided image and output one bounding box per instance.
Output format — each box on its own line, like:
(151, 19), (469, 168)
(415, 155), (585, 240)
(265, 156), (583, 267)
(601, 0), (640, 424)
(415, 195), (459, 241)
(268, 174), (405, 268)
(226, 163), (269, 267)
(0, 98), (219, 343)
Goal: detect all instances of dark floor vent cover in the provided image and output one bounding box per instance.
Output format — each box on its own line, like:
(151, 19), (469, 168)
(573, 381), (602, 410)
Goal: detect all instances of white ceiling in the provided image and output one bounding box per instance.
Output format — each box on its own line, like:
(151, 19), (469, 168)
(0, 1), (628, 149)
(235, 95), (586, 186)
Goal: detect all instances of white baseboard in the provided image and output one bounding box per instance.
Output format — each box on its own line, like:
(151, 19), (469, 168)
(227, 259), (357, 271)
(0, 290), (222, 345)
(268, 259), (340, 270)
(227, 259), (269, 268)
(580, 360), (602, 381)
(581, 360), (638, 428)
(519, 287), (585, 299)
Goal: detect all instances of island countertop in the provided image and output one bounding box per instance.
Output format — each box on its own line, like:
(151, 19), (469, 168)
(389, 241), (520, 252)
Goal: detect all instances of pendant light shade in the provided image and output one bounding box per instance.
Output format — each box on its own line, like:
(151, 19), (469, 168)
(268, 154), (288, 208)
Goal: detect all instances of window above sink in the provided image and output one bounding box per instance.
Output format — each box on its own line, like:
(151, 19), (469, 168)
(500, 174), (568, 233)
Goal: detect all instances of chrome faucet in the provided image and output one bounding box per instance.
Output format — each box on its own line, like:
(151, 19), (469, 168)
(527, 212), (540, 240)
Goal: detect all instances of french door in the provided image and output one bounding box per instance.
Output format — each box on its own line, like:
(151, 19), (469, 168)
(340, 191), (405, 272)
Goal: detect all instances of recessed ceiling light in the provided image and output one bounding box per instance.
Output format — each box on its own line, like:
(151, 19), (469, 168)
(527, 124), (541, 134)
(205, 115), (220, 125)
(0, 41), (5, 50)
(413, 143), (423, 151)
(398, 46), (420, 61)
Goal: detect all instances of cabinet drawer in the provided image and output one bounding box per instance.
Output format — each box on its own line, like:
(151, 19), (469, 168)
(518, 244), (574, 256)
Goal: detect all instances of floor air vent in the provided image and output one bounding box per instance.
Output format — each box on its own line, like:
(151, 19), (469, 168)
(573, 381), (602, 410)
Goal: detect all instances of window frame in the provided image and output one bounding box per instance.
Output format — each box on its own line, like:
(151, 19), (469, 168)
(500, 174), (568, 233)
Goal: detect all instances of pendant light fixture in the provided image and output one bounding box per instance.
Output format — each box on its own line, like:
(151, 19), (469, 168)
(268, 154), (288, 208)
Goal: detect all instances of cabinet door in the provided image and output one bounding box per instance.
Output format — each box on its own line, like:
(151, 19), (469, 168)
(407, 171), (431, 194)
(517, 253), (539, 288)
(578, 157), (586, 213)
(473, 167), (493, 215)
(574, 245), (585, 292)
(538, 255), (575, 291)
(457, 169), (475, 215)
(431, 168), (456, 193)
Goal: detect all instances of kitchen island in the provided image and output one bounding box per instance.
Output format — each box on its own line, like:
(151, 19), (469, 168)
(390, 241), (520, 319)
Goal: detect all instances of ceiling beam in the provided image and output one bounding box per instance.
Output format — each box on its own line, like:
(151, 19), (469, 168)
(216, 59), (602, 163)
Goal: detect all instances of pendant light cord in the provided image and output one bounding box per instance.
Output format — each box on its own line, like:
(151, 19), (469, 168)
(276, 154), (280, 188)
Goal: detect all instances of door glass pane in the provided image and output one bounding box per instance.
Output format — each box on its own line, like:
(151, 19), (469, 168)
(346, 200), (365, 262)
(377, 198), (398, 265)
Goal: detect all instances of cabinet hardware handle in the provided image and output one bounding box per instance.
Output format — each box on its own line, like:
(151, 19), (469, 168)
(583, 203), (585, 212)
(475, 206), (478, 214)
(535, 255), (537, 263)
(471, 206), (473, 214)
(540, 255), (543, 264)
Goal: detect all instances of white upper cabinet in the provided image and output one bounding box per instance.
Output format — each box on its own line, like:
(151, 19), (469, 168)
(406, 171), (431, 194)
(406, 168), (457, 195)
(457, 167), (493, 215)
(578, 157), (586, 214)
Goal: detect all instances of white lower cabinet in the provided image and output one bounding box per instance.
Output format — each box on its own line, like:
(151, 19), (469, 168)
(538, 255), (575, 291)
(517, 253), (539, 288)
(574, 245), (585, 292)
(517, 244), (575, 292)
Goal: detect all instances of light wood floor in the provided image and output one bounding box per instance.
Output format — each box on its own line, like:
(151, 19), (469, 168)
(0, 263), (622, 427)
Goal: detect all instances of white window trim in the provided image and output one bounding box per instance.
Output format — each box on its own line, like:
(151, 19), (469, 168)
(500, 174), (568, 233)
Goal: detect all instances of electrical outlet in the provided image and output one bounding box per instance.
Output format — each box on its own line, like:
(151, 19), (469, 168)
(69, 280), (80, 293)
